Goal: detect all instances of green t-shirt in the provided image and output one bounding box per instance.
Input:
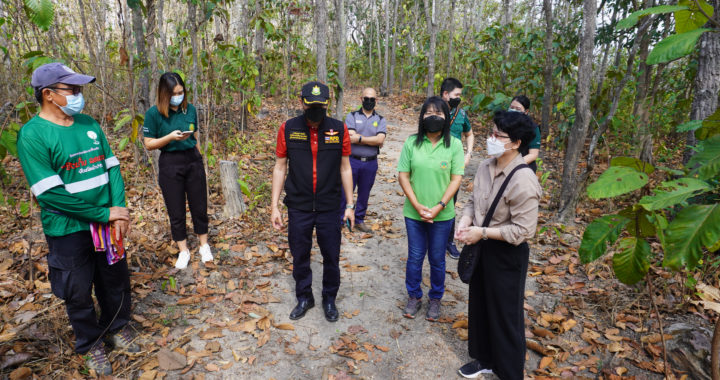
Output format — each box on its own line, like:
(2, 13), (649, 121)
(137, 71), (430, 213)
(142, 104), (198, 152)
(397, 134), (465, 221)
(17, 114), (126, 237)
(449, 108), (471, 140)
(529, 126), (541, 150)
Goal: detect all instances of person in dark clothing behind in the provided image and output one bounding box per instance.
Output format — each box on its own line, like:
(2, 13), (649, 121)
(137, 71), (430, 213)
(270, 81), (355, 322)
(508, 95), (541, 172)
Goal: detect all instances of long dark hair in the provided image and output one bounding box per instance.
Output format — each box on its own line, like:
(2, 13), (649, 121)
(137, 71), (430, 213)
(415, 96), (451, 148)
(157, 72), (188, 117)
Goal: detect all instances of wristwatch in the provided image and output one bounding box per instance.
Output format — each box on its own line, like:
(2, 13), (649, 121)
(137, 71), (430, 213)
(437, 200), (446, 208)
(346, 204), (355, 210)
(482, 227), (488, 240)
(358, 136), (363, 144)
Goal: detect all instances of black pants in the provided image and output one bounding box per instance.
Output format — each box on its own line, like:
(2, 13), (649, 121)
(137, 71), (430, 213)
(159, 148), (208, 241)
(468, 240), (529, 380)
(46, 231), (132, 354)
(287, 207), (341, 303)
(447, 191), (459, 247)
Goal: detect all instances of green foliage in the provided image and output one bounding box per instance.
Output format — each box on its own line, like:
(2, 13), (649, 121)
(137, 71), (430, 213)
(586, 166), (649, 199)
(23, 0), (54, 30)
(675, 0), (714, 34)
(639, 178), (711, 211)
(675, 119), (703, 132)
(0, 122), (21, 159)
(646, 28), (712, 65)
(612, 237), (651, 285)
(688, 135), (720, 180)
(617, 5), (689, 30)
(696, 107), (720, 140)
(579, 214), (629, 264)
(664, 204), (720, 270)
(610, 157), (655, 175)
(619, 206), (657, 238)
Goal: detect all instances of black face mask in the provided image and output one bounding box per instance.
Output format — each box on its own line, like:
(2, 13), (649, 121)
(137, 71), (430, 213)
(423, 115), (445, 133)
(305, 107), (326, 123)
(448, 97), (461, 109)
(362, 98), (376, 111)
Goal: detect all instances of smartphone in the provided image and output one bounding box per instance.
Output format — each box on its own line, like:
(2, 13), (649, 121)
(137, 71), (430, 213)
(181, 130), (194, 135)
(345, 219), (352, 232)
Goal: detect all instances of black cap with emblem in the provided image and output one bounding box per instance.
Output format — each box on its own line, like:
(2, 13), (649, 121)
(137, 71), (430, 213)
(301, 81), (330, 105)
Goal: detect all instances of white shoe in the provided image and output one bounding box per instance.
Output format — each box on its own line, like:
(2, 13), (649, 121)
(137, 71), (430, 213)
(175, 250), (190, 269)
(199, 244), (214, 263)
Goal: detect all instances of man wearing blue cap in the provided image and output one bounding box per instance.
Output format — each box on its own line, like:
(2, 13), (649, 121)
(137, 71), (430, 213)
(17, 63), (137, 375)
(270, 81), (355, 322)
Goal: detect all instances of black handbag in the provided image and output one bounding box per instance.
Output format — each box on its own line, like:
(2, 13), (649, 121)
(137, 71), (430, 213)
(457, 164), (529, 284)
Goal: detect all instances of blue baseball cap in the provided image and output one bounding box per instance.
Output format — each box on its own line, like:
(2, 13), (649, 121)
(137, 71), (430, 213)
(31, 62), (96, 92)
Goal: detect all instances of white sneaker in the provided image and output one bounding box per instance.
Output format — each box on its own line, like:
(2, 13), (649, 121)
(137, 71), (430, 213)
(175, 250), (190, 269)
(199, 244), (214, 263)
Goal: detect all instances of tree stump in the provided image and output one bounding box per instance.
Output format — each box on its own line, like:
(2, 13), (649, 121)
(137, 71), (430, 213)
(219, 160), (246, 218)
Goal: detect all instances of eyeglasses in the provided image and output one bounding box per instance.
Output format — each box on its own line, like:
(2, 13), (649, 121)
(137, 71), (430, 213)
(48, 86), (82, 95)
(491, 131), (510, 139)
(362, 97), (376, 102)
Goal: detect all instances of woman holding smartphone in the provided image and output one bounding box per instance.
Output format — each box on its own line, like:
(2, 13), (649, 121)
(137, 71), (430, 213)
(143, 72), (213, 269)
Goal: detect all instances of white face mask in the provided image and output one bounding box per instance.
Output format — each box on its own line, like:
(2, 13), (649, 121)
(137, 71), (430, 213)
(486, 136), (509, 158)
(170, 94), (184, 107)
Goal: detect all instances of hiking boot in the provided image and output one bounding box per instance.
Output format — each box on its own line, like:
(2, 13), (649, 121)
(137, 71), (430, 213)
(447, 242), (460, 260)
(458, 360), (493, 378)
(85, 344), (112, 376)
(355, 222), (372, 233)
(175, 250), (190, 269)
(199, 244), (214, 263)
(403, 297), (421, 319)
(106, 325), (140, 353)
(426, 298), (441, 321)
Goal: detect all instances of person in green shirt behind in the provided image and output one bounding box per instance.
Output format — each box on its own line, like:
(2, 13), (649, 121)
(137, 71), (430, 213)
(398, 96), (464, 322)
(509, 95), (541, 172)
(143, 72), (213, 270)
(18, 62), (137, 376)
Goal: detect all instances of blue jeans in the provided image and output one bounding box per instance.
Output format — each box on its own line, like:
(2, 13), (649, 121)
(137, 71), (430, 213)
(404, 217), (453, 300)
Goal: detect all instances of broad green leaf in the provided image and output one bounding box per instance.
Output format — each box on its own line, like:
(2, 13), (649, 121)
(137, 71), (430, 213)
(24, 0), (54, 30)
(647, 28), (712, 65)
(21, 50), (44, 59)
(117, 137), (129, 151)
(696, 106), (720, 140)
(655, 165), (686, 176)
(612, 237), (651, 285)
(639, 178), (711, 211)
(587, 166), (649, 199)
(579, 214), (630, 264)
(676, 0), (714, 34)
(114, 114), (132, 132)
(688, 134), (720, 179)
(0, 126), (18, 157)
(617, 5), (688, 30)
(664, 204), (720, 270)
(619, 206), (657, 238)
(611, 156), (655, 175)
(675, 120), (702, 132)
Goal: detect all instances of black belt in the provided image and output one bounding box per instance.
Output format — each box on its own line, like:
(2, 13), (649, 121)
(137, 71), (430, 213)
(351, 155), (377, 162)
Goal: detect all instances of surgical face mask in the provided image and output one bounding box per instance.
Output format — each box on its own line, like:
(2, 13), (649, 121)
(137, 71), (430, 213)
(508, 108), (523, 113)
(305, 107), (326, 123)
(54, 93), (86, 116)
(423, 115), (445, 133)
(486, 136), (509, 158)
(448, 97), (461, 109)
(362, 98), (376, 111)
(170, 94), (184, 107)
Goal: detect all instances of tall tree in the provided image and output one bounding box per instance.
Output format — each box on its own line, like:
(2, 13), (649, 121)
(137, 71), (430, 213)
(388, 0), (400, 94)
(146, 0), (157, 105)
(315, 0), (328, 82)
(423, 0), (437, 97)
(130, 0), (150, 113)
(557, 0), (596, 222)
(254, 0), (264, 97)
(381, 0), (391, 96)
(499, 0), (511, 88)
(540, 0), (553, 137)
(334, 0), (347, 119)
(446, 0), (456, 75)
(188, 0), (199, 95)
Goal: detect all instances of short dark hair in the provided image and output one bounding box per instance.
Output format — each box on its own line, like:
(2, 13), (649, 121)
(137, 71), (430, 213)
(157, 72), (187, 117)
(440, 77), (463, 95)
(35, 82), (59, 104)
(493, 110), (536, 152)
(511, 95), (531, 111)
(416, 96), (452, 148)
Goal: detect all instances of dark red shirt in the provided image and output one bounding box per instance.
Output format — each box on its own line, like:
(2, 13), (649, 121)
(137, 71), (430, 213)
(276, 121), (351, 192)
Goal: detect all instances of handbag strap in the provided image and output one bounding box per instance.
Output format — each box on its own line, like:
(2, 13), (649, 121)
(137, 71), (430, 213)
(481, 163), (530, 227)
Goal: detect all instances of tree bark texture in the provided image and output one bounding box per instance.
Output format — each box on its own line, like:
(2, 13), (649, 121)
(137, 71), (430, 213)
(557, 0), (596, 222)
(315, 0), (328, 83)
(219, 160), (247, 217)
(334, 0), (347, 119)
(446, 0), (456, 75)
(423, 0), (437, 97)
(388, 0), (399, 95)
(188, 0), (199, 96)
(146, 0), (158, 106)
(254, 0), (264, 97)
(499, 0), (511, 88)
(130, 1), (150, 113)
(540, 0), (553, 138)
(381, 0), (390, 96)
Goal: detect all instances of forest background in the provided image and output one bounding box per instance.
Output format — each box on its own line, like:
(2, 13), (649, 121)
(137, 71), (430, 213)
(0, 0), (720, 378)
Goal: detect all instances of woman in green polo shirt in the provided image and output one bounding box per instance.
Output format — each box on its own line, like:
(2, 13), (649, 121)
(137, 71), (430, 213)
(398, 96), (464, 321)
(143, 72), (213, 269)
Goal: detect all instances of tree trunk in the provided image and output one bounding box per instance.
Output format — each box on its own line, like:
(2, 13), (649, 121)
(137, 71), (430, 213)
(633, 22), (653, 164)
(146, 0), (158, 105)
(712, 317), (720, 380)
(388, 0), (399, 95)
(446, 0), (456, 75)
(130, 1), (150, 113)
(381, 0), (391, 96)
(219, 160), (247, 217)
(76, 0), (97, 64)
(557, 0), (596, 222)
(499, 0), (511, 88)
(684, 1), (720, 164)
(254, 0), (264, 97)
(334, 0), (346, 119)
(188, 0), (199, 96)
(423, 0), (437, 97)
(315, 0), (328, 82)
(540, 0), (553, 138)
(157, 0), (168, 67)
